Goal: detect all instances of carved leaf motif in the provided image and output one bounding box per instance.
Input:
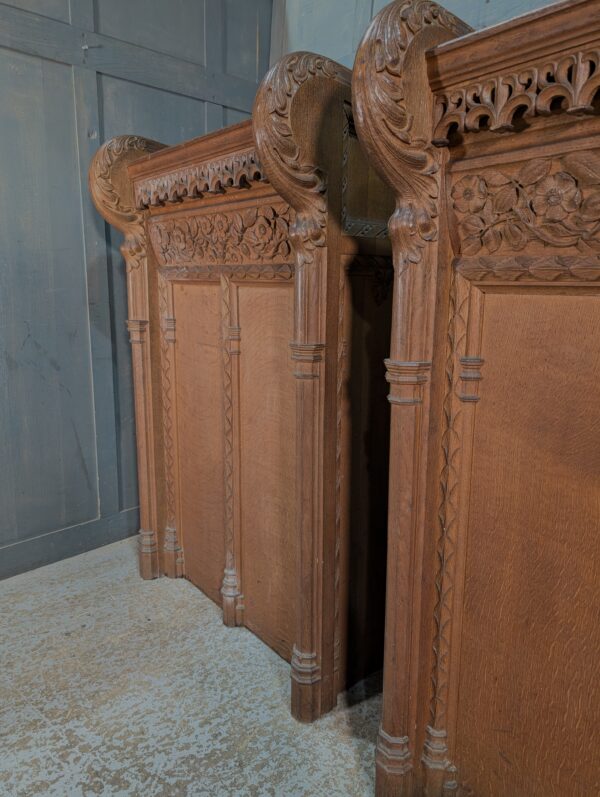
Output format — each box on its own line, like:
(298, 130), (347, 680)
(492, 185), (517, 213)
(503, 222), (528, 249)
(563, 151), (600, 186)
(461, 235), (483, 256)
(579, 194), (600, 221)
(485, 170), (511, 187)
(518, 158), (552, 186)
(536, 223), (579, 246)
(460, 215), (484, 237)
(482, 227), (501, 253)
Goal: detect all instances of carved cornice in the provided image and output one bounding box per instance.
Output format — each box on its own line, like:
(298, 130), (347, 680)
(253, 52), (351, 265)
(89, 136), (166, 270)
(432, 48), (600, 146)
(148, 204), (293, 267)
(352, 1), (471, 270)
(134, 148), (265, 208)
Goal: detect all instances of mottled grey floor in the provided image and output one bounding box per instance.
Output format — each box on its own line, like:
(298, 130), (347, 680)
(0, 538), (381, 796)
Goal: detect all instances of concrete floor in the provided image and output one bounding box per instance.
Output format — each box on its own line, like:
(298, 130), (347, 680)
(0, 538), (381, 796)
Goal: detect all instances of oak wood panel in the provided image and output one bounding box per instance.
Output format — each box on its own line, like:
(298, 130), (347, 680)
(174, 281), (225, 605)
(2, 0), (273, 579)
(238, 283), (297, 660)
(455, 290), (600, 797)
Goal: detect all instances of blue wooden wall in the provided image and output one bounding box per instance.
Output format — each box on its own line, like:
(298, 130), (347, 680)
(0, 0), (272, 578)
(270, 0), (559, 68)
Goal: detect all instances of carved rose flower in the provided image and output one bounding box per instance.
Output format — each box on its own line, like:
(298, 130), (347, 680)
(532, 173), (582, 221)
(451, 175), (488, 214)
(244, 215), (276, 253)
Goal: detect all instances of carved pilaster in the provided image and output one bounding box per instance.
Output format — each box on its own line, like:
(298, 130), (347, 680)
(220, 274), (244, 627)
(158, 274), (183, 578)
(254, 51), (352, 721)
(89, 136), (167, 580)
(353, 2), (471, 793)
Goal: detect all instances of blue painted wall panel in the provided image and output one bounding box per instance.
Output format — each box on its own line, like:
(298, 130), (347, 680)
(0, 48), (97, 544)
(0, 0), (273, 578)
(95, 0), (206, 66)
(272, 0), (559, 68)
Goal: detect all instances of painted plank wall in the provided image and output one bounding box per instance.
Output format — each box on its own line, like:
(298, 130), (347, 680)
(270, 0), (559, 68)
(0, 0), (272, 578)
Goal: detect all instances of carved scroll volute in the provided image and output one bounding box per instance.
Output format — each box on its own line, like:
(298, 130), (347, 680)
(89, 136), (167, 580)
(352, 2), (470, 794)
(253, 53), (351, 722)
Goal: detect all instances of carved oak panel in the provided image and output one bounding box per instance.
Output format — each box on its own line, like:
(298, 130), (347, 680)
(91, 53), (395, 725)
(353, 0), (600, 794)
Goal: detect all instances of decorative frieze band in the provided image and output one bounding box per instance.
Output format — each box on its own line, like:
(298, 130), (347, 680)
(455, 255), (600, 282)
(450, 153), (600, 257)
(135, 148), (264, 208)
(159, 263), (293, 282)
(149, 204), (293, 267)
(433, 48), (600, 146)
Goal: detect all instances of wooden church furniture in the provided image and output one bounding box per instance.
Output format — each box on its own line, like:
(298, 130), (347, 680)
(90, 53), (394, 721)
(353, 0), (600, 794)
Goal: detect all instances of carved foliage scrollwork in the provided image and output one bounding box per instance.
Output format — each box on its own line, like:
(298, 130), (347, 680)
(452, 153), (600, 256)
(254, 52), (351, 265)
(352, 0), (471, 269)
(433, 49), (600, 146)
(149, 204), (293, 266)
(89, 135), (165, 271)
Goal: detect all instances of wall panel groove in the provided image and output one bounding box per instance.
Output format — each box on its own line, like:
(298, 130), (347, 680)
(0, 0), (272, 578)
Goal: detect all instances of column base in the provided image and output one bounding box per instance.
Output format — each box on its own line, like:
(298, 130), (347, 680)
(138, 528), (159, 580)
(375, 728), (414, 797)
(163, 526), (184, 578)
(290, 647), (326, 722)
(221, 569), (244, 627)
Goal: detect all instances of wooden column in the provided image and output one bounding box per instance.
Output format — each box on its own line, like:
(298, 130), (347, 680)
(353, 3), (470, 793)
(254, 53), (351, 721)
(89, 136), (167, 579)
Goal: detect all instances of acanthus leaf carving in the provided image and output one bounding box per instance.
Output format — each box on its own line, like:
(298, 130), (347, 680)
(254, 52), (351, 266)
(89, 135), (166, 271)
(352, 0), (471, 270)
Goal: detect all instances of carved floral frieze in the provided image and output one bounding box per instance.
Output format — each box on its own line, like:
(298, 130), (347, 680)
(451, 153), (600, 255)
(433, 48), (600, 145)
(149, 204), (293, 266)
